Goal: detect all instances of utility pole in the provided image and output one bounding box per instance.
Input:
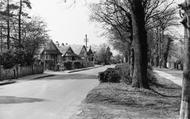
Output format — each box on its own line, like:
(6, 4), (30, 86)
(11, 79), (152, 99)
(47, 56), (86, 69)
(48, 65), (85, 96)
(179, 1), (190, 119)
(84, 34), (88, 67)
(84, 34), (88, 49)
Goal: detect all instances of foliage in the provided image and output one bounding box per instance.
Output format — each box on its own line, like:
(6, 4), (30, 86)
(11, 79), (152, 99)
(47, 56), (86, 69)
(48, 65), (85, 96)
(113, 64), (156, 85)
(64, 61), (73, 70)
(98, 64), (156, 85)
(95, 44), (112, 65)
(1, 48), (37, 69)
(112, 54), (124, 64)
(0, 1), (49, 68)
(2, 50), (16, 69)
(98, 68), (121, 83)
(22, 17), (48, 56)
(115, 63), (132, 84)
(95, 44), (107, 64)
(74, 62), (82, 69)
(14, 49), (26, 66)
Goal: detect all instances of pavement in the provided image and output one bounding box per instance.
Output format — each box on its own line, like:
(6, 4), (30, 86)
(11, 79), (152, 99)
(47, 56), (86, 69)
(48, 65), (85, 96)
(0, 65), (114, 119)
(154, 69), (182, 86)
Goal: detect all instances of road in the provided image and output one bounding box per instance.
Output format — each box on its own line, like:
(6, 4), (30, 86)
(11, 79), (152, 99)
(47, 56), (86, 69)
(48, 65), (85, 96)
(154, 69), (182, 86)
(0, 65), (114, 119)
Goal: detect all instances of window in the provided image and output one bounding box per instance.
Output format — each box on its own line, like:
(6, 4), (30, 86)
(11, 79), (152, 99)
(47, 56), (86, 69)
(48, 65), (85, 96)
(72, 57), (75, 61)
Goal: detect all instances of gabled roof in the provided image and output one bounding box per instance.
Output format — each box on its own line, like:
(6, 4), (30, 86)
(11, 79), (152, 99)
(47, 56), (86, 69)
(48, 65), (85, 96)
(79, 45), (87, 56)
(37, 40), (61, 55)
(58, 45), (80, 57)
(35, 46), (44, 55)
(87, 47), (94, 55)
(58, 45), (70, 56)
(45, 40), (61, 52)
(70, 45), (83, 55)
(35, 40), (61, 55)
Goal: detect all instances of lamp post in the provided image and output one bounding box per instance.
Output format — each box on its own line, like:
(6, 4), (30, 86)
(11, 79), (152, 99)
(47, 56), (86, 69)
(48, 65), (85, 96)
(179, 1), (190, 119)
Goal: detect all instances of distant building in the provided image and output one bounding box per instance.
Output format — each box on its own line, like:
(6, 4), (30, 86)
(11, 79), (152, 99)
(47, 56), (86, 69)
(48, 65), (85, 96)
(36, 41), (96, 71)
(87, 46), (95, 63)
(79, 45), (88, 60)
(36, 40), (62, 70)
(58, 45), (81, 70)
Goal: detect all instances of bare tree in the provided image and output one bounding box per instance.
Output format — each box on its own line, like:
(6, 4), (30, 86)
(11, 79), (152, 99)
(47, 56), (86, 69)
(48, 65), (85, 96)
(18, 0), (31, 48)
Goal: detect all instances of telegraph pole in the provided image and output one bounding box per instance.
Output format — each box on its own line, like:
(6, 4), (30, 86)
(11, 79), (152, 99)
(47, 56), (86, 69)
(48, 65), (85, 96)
(84, 34), (89, 67)
(84, 34), (88, 49)
(179, 1), (190, 119)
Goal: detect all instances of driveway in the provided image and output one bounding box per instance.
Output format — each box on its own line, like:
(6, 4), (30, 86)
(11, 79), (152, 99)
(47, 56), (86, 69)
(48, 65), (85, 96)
(0, 65), (114, 119)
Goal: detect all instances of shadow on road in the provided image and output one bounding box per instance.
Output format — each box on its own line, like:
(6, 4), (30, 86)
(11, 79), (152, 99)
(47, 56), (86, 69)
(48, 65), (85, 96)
(34, 74), (98, 80)
(0, 96), (45, 104)
(149, 88), (181, 98)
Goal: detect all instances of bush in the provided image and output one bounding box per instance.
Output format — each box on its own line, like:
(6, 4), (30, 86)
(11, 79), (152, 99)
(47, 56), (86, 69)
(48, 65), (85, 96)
(115, 63), (132, 84)
(99, 63), (156, 85)
(74, 62), (82, 69)
(64, 61), (73, 70)
(2, 50), (16, 69)
(98, 68), (121, 83)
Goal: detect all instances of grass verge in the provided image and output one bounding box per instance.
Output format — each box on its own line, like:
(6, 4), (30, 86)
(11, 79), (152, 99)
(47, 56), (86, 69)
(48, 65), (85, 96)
(71, 73), (181, 119)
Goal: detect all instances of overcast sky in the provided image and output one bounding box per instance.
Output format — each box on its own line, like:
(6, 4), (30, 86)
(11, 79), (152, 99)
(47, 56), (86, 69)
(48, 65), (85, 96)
(30, 0), (106, 46)
(29, 0), (184, 46)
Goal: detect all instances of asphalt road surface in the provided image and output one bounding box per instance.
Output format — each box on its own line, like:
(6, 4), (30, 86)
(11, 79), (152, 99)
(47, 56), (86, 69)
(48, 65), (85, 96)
(0, 65), (114, 119)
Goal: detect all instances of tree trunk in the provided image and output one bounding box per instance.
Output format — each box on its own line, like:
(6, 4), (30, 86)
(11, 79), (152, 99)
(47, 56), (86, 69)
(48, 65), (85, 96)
(7, 0), (10, 49)
(131, 0), (149, 89)
(18, 0), (22, 48)
(130, 47), (134, 77)
(162, 38), (172, 68)
(180, 25), (190, 119)
(163, 56), (167, 68)
(155, 37), (159, 67)
(159, 30), (162, 68)
(179, 1), (190, 118)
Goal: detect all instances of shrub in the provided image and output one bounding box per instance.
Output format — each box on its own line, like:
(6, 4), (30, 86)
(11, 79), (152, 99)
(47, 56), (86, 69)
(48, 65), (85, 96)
(64, 61), (73, 70)
(98, 72), (107, 82)
(99, 63), (157, 85)
(74, 62), (82, 69)
(115, 63), (132, 84)
(2, 50), (16, 69)
(109, 64), (156, 85)
(98, 68), (121, 83)
(14, 49), (26, 66)
(2, 49), (35, 69)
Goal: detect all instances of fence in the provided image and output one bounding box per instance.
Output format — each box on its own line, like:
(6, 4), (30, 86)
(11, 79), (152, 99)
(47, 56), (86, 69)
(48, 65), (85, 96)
(0, 65), (44, 80)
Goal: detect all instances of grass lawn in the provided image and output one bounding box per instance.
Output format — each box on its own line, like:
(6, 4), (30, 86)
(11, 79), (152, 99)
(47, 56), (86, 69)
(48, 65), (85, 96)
(71, 73), (181, 119)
